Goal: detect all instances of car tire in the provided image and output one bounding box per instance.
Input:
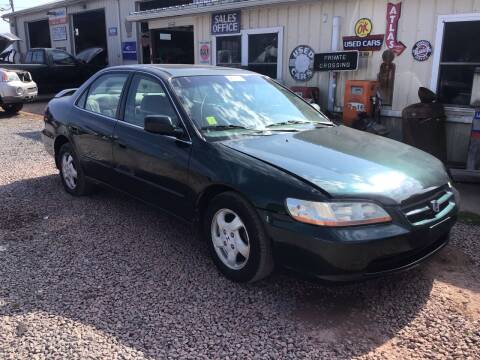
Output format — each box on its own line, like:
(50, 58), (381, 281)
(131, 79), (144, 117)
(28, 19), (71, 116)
(204, 192), (274, 283)
(2, 103), (23, 114)
(57, 143), (94, 196)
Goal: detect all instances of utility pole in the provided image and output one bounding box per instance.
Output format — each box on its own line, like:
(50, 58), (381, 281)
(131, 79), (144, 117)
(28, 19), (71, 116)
(9, 0), (14, 12)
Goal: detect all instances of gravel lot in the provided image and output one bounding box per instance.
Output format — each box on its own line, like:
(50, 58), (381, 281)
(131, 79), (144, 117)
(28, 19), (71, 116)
(0, 113), (479, 359)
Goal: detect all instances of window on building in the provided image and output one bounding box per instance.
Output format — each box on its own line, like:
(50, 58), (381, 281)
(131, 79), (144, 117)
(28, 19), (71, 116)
(214, 28), (283, 79)
(83, 73), (129, 118)
(216, 36), (242, 68)
(438, 21), (480, 106)
(51, 50), (76, 66)
(247, 33), (278, 79)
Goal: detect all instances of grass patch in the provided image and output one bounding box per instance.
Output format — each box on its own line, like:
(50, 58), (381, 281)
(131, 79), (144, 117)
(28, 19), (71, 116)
(458, 211), (480, 225)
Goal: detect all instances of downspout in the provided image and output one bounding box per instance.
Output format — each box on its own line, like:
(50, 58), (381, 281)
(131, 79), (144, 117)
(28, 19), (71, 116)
(116, 0), (123, 65)
(327, 16), (341, 112)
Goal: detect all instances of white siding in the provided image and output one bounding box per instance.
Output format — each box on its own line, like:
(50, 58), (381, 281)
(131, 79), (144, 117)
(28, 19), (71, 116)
(11, 0), (138, 66)
(162, 0), (480, 112)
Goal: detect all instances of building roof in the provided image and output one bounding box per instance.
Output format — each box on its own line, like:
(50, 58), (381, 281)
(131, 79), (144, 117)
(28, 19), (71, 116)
(127, 0), (302, 22)
(2, 0), (85, 19)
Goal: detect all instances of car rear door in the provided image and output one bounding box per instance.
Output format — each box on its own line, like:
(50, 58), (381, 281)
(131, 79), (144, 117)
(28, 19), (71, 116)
(71, 71), (130, 183)
(112, 72), (194, 220)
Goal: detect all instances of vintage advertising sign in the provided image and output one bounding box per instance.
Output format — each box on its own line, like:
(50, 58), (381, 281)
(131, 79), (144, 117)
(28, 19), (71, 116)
(48, 8), (67, 26)
(314, 51), (359, 72)
(355, 18), (373, 38)
(386, 2), (406, 55)
(412, 40), (433, 61)
(343, 34), (384, 51)
(211, 11), (241, 35)
(51, 25), (67, 42)
(199, 41), (211, 64)
(289, 45), (315, 81)
(122, 42), (137, 61)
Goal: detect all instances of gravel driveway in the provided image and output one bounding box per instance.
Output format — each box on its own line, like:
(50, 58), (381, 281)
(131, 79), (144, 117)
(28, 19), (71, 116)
(0, 114), (479, 359)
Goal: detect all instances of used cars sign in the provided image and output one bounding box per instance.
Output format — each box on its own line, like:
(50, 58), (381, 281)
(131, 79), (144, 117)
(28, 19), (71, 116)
(211, 11), (241, 35)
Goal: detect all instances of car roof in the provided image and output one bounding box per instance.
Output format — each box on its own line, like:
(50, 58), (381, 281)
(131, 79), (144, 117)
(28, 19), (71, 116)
(107, 64), (259, 79)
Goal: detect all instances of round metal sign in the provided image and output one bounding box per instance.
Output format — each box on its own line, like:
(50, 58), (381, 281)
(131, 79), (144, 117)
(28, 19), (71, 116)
(355, 18), (373, 38)
(289, 45), (315, 81)
(412, 40), (433, 62)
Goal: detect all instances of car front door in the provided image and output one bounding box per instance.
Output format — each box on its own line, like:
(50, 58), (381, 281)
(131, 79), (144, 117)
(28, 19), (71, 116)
(50, 49), (79, 91)
(71, 71), (130, 183)
(112, 73), (193, 220)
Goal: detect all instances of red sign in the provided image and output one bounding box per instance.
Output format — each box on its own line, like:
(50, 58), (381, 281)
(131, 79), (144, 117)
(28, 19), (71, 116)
(385, 3), (406, 55)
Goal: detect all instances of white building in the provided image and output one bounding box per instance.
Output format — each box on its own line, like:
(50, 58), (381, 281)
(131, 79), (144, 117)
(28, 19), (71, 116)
(3, 0), (480, 166)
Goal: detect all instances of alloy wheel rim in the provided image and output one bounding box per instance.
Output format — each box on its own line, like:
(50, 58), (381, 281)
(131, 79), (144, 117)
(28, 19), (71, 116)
(61, 153), (78, 190)
(211, 209), (250, 270)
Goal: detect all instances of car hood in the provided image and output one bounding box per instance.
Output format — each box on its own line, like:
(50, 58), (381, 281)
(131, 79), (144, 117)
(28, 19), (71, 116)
(220, 126), (450, 204)
(0, 33), (20, 54)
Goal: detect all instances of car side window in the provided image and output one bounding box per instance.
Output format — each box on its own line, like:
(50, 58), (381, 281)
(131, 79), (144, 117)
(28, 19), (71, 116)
(52, 50), (76, 66)
(124, 74), (179, 128)
(83, 73), (129, 118)
(30, 50), (45, 64)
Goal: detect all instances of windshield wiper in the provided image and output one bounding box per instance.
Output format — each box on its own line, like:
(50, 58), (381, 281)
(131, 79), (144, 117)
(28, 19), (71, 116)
(200, 125), (254, 132)
(266, 120), (311, 128)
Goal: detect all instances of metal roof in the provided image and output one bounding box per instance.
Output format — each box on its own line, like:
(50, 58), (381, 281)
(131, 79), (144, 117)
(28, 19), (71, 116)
(2, 0), (84, 19)
(127, 0), (302, 22)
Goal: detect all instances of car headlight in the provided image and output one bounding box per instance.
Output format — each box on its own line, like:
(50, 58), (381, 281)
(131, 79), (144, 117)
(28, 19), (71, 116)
(16, 87), (24, 96)
(286, 198), (392, 227)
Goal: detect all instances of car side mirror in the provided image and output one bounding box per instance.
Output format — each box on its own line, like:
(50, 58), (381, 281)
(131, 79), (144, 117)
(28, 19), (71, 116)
(311, 103), (321, 112)
(144, 115), (183, 137)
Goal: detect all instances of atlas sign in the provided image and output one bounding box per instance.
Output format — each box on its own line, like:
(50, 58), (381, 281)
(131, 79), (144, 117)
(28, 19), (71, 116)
(385, 2), (406, 55)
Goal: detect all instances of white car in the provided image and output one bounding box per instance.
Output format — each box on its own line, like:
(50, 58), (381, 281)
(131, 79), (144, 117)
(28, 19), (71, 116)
(0, 68), (38, 114)
(0, 33), (38, 114)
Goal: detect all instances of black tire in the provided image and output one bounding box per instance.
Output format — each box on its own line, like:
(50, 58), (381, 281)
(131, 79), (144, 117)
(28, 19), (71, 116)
(204, 192), (274, 283)
(57, 143), (94, 196)
(2, 103), (23, 114)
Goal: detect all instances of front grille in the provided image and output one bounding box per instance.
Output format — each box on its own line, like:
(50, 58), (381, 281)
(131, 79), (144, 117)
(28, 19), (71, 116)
(402, 189), (455, 226)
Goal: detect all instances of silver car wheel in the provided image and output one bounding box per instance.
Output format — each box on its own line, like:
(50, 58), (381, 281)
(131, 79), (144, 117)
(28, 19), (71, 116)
(61, 153), (78, 190)
(211, 208), (250, 270)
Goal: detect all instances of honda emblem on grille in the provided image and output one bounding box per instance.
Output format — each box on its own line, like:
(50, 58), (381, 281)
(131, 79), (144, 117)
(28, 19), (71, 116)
(430, 200), (440, 213)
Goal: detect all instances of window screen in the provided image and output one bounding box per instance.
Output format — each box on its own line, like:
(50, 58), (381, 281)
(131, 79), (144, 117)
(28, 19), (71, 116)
(438, 21), (480, 106)
(247, 33), (278, 79)
(216, 36), (241, 68)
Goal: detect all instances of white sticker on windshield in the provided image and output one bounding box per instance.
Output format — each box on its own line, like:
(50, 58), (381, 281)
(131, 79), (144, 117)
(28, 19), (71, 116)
(226, 75), (246, 82)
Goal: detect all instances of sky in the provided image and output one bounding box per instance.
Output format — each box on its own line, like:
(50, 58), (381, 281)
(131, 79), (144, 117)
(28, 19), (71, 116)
(0, 0), (54, 33)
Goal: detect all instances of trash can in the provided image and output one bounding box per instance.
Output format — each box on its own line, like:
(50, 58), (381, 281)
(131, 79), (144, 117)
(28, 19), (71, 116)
(402, 88), (447, 163)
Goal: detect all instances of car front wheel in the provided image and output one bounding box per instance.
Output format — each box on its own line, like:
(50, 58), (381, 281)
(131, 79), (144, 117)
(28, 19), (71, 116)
(57, 143), (94, 196)
(2, 103), (23, 114)
(205, 192), (274, 283)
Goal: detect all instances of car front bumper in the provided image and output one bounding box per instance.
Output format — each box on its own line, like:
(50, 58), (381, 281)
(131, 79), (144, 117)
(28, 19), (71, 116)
(0, 81), (38, 104)
(260, 206), (457, 281)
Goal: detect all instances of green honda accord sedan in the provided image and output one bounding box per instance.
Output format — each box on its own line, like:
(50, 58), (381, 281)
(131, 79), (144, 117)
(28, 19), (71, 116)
(42, 65), (458, 282)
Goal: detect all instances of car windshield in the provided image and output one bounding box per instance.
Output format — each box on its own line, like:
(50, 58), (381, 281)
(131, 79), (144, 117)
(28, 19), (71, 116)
(170, 74), (332, 139)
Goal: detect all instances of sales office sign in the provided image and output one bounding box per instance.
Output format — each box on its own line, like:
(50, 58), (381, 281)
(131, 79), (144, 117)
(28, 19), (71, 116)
(211, 11), (241, 35)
